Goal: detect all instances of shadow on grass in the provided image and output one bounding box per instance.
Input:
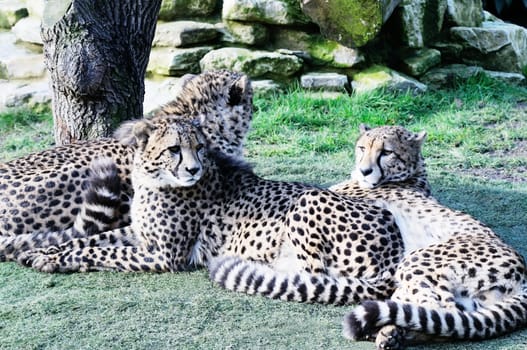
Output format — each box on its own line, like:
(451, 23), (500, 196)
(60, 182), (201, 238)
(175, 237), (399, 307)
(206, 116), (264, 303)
(431, 172), (527, 259)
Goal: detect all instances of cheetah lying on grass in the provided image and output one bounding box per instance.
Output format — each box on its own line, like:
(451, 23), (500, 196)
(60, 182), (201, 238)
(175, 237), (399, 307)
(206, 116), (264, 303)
(17, 117), (406, 305)
(207, 125), (433, 302)
(15, 124), (434, 308)
(0, 70), (253, 237)
(330, 125), (527, 349)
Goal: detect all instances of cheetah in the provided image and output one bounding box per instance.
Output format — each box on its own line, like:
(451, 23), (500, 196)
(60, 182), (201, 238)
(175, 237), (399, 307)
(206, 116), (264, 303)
(18, 117), (405, 305)
(0, 70), (253, 236)
(205, 124), (432, 298)
(330, 125), (527, 349)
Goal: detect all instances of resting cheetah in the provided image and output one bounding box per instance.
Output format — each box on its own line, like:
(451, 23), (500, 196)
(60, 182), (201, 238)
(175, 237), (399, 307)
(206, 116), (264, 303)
(207, 125), (432, 301)
(331, 126), (527, 348)
(19, 117), (404, 305)
(0, 70), (253, 236)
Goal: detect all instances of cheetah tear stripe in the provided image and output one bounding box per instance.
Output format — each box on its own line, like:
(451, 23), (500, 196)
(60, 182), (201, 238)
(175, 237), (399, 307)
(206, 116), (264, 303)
(209, 256), (392, 305)
(343, 288), (527, 341)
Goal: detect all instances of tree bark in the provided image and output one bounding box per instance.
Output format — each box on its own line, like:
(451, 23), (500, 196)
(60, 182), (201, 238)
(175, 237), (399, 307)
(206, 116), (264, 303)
(41, 0), (162, 145)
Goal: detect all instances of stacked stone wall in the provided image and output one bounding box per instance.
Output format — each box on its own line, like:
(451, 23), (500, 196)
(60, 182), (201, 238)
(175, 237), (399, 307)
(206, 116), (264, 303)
(1, 0), (525, 110)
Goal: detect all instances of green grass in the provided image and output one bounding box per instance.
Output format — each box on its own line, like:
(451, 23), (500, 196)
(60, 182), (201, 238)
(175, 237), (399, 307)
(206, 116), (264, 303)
(0, 75), (526, 349)
(248, 74), (526, 185)
(0, 106), (54, 161)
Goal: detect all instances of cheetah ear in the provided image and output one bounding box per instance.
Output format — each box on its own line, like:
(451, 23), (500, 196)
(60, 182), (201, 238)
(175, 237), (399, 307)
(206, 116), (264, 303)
(132, 120), (157, 150)
(228, 75), (250, 106)
(114, 119), (141, 146)
(414, 130), (427, 146)
(114, 119), (156, 149)
(359, 124), (371, 134)
(179, 73), (196, 90)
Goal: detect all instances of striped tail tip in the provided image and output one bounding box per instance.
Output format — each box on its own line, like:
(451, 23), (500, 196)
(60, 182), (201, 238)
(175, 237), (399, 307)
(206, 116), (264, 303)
(343, 288), (527, 342)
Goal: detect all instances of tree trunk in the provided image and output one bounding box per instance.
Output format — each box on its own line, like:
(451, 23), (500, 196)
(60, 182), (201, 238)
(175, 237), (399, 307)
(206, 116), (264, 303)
(41, 0), (162, 145)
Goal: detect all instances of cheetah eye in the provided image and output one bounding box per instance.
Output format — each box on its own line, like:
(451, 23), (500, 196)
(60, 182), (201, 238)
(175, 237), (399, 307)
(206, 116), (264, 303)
(380, 149), (393, 156)
(196, 144), (204, 152)
(168, 146), (181, 154)
(357, 146), (365, 152)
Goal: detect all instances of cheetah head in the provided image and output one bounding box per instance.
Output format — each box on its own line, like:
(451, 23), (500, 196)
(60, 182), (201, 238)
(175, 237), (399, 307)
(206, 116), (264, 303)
(117, 117), (207, 189)
(352, 124), (427, 189)
(154, 70), (253, 157)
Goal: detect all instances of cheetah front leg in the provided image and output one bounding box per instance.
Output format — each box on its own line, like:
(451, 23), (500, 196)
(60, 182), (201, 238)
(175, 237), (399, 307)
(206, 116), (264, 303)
(0, 228), (87, 262)
(2, 226), (137, 262)
(18, 245), (183, 273)
(52, 226), (138, 251)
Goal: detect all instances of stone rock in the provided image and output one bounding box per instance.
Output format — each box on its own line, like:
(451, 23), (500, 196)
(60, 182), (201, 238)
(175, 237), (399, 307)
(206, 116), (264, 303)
(450, 21), (527, 73)
(251, 79), (283, 94)
(482, 10), (503, 23)
(148, 47), (213, 76)
(351, 65), (427, 94)
(0, 53), (47, 80)
(445, 0), (483, 27)
(222, 20), (268, 46)
(300, 0), (401, 48)
(483, 70), (526, 85)
(158, 0), (218, 21)
(153, 21), (219, 48)
(0, 0), (28, 29)
(0, 31), (45, 80)
(200, 47), (303, 79)
(400, 48), (441, 76)
(25, 0), (44, 18)
(11, 16), (42, 45)
(0, 81), (19, 110)
(0, 80), (51, 110)
(223, 0), (310, 25)
(271, 30), (364, 68)
(308, 91), (350, 100)
(430, 41), (463, 63)
(301, 72), (349, 91)
(395, 0), (447, 48)
(144, 77), (186, 115)
(420, 64), (483, 88)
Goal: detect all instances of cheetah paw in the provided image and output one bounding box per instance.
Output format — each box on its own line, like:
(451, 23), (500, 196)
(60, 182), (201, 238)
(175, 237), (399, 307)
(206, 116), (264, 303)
(375, 325), (405, 350)
(17, 250), (60, 273)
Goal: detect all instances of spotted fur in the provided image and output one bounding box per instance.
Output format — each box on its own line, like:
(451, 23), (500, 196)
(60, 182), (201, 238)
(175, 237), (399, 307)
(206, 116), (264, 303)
(0, 158), (122, 262)
(333, 126), (527, 349)
(0, 70), (253, 236)
(18, 119), (403, 306)
(72, 157), (123, 235)
(330, 124), (430, 198)
(17, 118), (207, 271)
(207, 125), (434, 304)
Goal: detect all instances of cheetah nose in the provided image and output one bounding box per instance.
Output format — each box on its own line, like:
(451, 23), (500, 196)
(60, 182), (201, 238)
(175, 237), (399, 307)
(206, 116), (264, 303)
(360, 168), (373, 176)
(186, 167), (200, 176)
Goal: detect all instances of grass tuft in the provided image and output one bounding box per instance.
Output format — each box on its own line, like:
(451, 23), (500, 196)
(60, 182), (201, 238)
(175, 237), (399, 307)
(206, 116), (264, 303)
(0, 107), (54, 161)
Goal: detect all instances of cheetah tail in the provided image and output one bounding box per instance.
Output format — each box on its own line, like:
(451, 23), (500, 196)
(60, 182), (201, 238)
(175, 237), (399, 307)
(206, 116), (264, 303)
(343, 286), (527, 341)
(73, 157), (122, 235)
(208, 255), (392, 305)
